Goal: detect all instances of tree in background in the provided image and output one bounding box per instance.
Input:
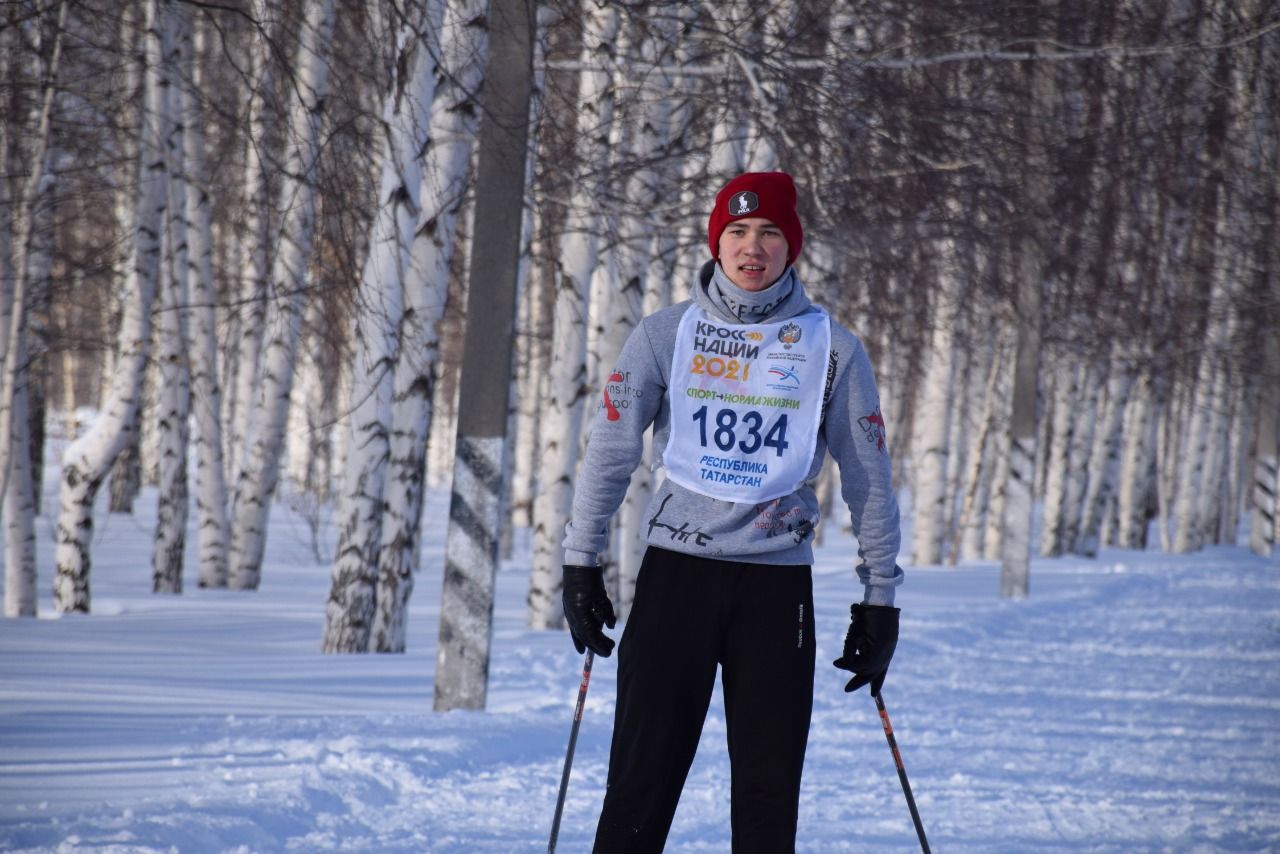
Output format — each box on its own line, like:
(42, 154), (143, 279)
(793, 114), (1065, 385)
(228, 0), (337, 591)
(51, 0), (167, 614)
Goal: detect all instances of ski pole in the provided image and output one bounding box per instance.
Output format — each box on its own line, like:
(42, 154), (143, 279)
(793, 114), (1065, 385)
(548, 650), (594, 854)
(874, 691), (931, 854)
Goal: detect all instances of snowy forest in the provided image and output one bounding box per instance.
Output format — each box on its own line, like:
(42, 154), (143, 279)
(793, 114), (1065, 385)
(2, 0), (1278, 675)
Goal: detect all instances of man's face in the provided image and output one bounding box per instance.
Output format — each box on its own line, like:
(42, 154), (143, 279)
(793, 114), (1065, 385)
(716, 217), (789, 292)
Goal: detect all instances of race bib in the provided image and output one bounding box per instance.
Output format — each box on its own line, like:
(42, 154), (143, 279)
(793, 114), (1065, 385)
(663, 306), (830, 502)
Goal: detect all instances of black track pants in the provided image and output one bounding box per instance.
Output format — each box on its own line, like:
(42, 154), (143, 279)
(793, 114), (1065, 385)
(593, 547), (816, 854)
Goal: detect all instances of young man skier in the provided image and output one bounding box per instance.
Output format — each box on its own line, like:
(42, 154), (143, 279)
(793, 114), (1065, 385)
(562, 171), (904, 853)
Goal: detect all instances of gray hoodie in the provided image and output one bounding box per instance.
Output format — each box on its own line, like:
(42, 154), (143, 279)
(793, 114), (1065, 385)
(563, 262), (903, 605)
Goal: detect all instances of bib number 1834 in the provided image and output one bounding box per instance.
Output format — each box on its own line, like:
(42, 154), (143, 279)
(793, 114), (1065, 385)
(692, 406), (790, 457)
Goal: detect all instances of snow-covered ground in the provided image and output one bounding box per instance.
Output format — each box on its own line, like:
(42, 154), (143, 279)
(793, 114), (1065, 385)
(2, 477), (1279, 853)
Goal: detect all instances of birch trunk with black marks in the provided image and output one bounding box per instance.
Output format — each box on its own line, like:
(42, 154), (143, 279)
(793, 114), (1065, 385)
(1064, 363), (1100, 550)
(983, 419), (1012, 560)
(372, 0), (488, 655)
(4, 332), (38, 617)
(673, 14), (746, 304)
(1172, 254), (1231, 553)
(1166, 6), (1233, 554)
(228, 0), (335, 591)
(283, 296), (338, 510)
(322, 7), (440, 654)
(1251, 336), (1279, 556)
(434, 0), (531, 709)
(0, 0), (67, 517)
(1000, 16), (1053, 599)
(1192, 226), (1241, 548)
(1040, 359), (1080, 558)
(2, 1), (67, 615)
(509, 234), (547, 530)
(579, 19), (631, 437)
(615, 15), (682, 618)
(982, 300), (1017, 562)
(225, 0), (280, 485)
(507, 7), (555, 534)
(1248, 1), (1280, 555)
(182, 18), (230, 588)
(744, 2), (794, 172)
(528, 0), (618, 630)
(153, 5), (192, 595)
(1116, 367), (1157, 549)
(1195, 321), (1236, 547)
(1000, 255), (1043, 597)
(951, 327), (1006, 564)
(106, 9), (142, 516)
(942, 340), (974, 552)
(1220, 375), (1256, 545)
(1156, 378), (1188, 552)
(1074, 358), (1136, 556)
(54, 0), (167, 613)
(911, 254), (960, 567)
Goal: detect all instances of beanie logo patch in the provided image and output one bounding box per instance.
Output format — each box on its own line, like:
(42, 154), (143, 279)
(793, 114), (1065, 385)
(729, 191), (759, 216)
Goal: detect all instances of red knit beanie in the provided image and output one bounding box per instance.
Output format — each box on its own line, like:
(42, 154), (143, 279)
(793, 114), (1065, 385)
(707, 171), (804, 265)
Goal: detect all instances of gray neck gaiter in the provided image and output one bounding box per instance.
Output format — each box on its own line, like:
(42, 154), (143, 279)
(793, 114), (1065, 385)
(707, 264), (796, 324)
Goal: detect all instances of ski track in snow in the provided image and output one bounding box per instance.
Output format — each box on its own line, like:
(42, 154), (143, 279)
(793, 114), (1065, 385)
(2, 484), (1279, 853)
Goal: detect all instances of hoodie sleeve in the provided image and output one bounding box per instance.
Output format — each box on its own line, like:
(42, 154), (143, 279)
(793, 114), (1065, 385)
(562, 315), (667, 566)
(824, 332), (903, 605)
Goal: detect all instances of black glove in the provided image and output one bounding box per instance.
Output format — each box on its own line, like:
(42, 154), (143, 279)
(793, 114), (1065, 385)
(833, 603), (899, 695)
(562, 565), (617, 657)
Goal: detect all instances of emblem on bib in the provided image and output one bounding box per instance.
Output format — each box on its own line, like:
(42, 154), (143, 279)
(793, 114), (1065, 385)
(767, 365), (801, 390)
(778, 322), (802, 349)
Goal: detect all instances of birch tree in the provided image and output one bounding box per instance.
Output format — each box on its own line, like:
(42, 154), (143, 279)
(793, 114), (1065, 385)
(951, 325), (1009, 564)
(372, 0), (490, 654)
(1250, 335), (1279, 556)
(2, 0), (69, 617)
(528, 0), (619, 629)
(0, 194), (23, 614)
(1001, 25), (1054, 600)
(105, 8), (143, 516)
(615, 12), (684, 617)
(580, 27), (629, 437)
(507, 6), (558, 534)
(282, 296), (338, 512)
(1074, 357), (1137, 556)
(153, 4), (191, 594)
(675, 8), (747, 294)
(1219, 375), (1254, 544)
(1248, 13), (1280, 557)
(745, 1), (795, 172)
(228, 0), (337, 590)
(1061, 362), (1100, 549)
(225, 0), (281, 483)
(1171, 110), (1235, 550)
(1039, 359), (1081, 557)
(3, 331), (38, 617)
(509, 240), (548, 529)
(434, 0), (533, 707)
(183, 17), (231, 588)
(911, 252), (961, 566)
(0, 0), (68, 517)
(53, 0), (168, 613)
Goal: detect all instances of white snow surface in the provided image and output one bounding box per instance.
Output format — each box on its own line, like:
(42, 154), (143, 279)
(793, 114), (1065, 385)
(2, 481), (1279, 853)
